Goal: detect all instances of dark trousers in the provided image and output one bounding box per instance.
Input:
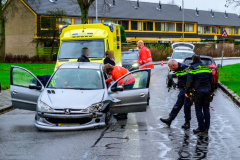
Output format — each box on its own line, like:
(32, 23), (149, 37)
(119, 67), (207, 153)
(169, 88), (192, 121)
(194, 88), (211, 130)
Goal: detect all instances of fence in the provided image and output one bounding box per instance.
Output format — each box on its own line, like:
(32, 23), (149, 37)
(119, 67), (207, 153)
(36, 47), (59, 56)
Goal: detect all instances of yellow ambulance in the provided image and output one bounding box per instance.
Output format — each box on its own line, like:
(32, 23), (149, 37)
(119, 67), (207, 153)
(54, 23), (122, 69)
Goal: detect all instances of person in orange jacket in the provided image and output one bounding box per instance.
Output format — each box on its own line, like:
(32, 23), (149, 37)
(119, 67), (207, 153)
(134, 40), (154, 69)
(103, 64), (135, 120)
(103, 64), (135, 89)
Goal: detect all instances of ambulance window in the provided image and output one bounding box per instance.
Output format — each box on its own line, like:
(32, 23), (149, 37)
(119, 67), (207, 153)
(58, 40), (105, 59)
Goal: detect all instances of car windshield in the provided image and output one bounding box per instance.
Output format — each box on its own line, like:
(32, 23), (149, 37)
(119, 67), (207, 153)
(58, 40), (105, 59)
(122, 53), (138, 60)
(48, 69), (103, 89)
(172, 52), (194, 59)
(184, 58), (213, 66)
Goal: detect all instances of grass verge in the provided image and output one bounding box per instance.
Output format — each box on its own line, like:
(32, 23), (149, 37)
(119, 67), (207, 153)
(219, 63), (240, 97)
(0, 63), (55, 90)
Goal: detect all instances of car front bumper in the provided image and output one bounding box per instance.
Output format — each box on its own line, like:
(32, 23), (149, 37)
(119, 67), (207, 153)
(35, 112), (106, 131)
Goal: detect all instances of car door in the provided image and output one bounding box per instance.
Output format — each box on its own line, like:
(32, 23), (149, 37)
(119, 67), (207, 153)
(108, 69), (151, 113)
(10, 66), (44, 111)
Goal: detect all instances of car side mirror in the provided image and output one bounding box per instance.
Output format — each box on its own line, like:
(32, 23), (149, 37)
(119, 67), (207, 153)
(29, 84), (42, 90)
(217, 64), (222, 68)
(53, 53), (57, 61)
(111, 86), (123, 92)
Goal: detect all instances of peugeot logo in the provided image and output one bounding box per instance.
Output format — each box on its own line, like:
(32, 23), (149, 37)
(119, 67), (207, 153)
(64, 109), (71, 115)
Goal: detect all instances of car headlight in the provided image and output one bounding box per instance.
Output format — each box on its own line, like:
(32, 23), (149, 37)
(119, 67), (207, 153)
(38, 101), (53, 112)
(89, 102), (103, 112)
(132, 63), (138, 67)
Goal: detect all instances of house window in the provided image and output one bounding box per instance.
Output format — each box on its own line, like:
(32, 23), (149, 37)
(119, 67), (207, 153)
(198, 26), (203, 33)
(143, 22), (153, 31)
(212, 26), (218, 34)
(226, 27), (232, 34)
(104, 19), (113, 23)
(121, 21), (129, 30)
(176, 23), (182, 32)
(139, 21), (142, 31)
(186, 24), (193, 32)
(204, 26), (210, 34)
(89, 19), (101, 24)
(131, 21), (138, 30)
(59, 18), (72, 25)
(233, 28), (239, 35)
(74, 18), (82, 24)
(219, 27), (225, 34)
(161, 22), (165, 31)
(166, 23), (175, 32)
(155, 22), (161, 31)
(41, 17), (53, 29)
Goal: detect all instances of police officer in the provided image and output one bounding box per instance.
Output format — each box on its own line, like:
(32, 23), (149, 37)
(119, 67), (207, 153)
(185, 55), (214, 134)
(77, 47), (90, 62)
(160, 59), (192, 129)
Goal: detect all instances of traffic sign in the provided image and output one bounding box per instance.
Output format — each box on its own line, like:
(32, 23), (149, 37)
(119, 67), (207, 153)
(221, 30), (228, 38)
(214, 35), (217, 40)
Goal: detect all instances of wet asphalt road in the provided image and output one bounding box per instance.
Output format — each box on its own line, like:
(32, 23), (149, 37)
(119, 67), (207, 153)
(1, 63), (240, 160)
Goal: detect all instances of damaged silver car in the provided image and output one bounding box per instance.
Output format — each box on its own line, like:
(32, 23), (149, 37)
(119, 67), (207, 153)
(10, 63), (151, 131)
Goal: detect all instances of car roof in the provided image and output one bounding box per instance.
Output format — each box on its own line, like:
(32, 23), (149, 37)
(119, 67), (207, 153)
(184, 55), (213, 60)
(59, 62), (102, 69)
(122, 51), (139, 54)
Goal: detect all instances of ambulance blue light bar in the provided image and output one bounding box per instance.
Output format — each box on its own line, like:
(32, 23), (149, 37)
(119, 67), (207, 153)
(103, 23), (114, 32)
(59, 25), (68, 34)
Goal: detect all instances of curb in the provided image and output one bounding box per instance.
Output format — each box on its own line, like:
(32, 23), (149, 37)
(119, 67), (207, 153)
(218, 81), (240, 107)
(0, 105), (13, 115)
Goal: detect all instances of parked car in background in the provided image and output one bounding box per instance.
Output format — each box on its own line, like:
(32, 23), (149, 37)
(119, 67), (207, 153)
(168, 42), (195, 63)
(167, 42), (195, 78)
(10, 63), (151, 131)
(122, 49), (139, 71)
(183, 56), (221, 89)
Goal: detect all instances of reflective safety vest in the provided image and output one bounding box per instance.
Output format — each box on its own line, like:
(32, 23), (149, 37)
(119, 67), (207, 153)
(187, 65), (212, 75)
(138, 46), (154, 69)
(106, 66), (135, 85)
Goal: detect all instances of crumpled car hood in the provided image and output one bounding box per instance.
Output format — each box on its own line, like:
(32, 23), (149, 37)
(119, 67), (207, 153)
(40, 89), (105, 109)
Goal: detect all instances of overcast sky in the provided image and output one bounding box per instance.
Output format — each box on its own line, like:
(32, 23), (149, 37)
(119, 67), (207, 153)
(133, 0), (240, 14)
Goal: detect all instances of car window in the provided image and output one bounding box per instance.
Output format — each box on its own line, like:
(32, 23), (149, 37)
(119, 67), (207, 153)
(12, 68), (38, 87)
(48, 69), (103, 89)
(122, 53), (138, 60)
(58, 40), (105, 59)
(172, 52), (194, 59)
(116, 71), (149, 90)
(184, 58), (212, 66)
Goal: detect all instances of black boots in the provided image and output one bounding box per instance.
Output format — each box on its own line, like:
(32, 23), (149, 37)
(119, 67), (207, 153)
(193, 128), (205, 134)
(160, 117), (174, 127)
(181, 120), (190, 129)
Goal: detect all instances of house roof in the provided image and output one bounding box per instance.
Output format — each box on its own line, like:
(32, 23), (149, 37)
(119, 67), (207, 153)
(23, 0), (240, 26)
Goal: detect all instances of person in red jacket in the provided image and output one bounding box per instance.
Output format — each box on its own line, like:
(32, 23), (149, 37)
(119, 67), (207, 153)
(103, 64), (135, 120)
(134, 40), (154, 69)
(103, 64), (135, 89)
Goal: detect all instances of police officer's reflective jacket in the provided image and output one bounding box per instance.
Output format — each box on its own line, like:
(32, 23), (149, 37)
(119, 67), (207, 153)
(185, 60), (214, 94)
(174, 62), (188, 88)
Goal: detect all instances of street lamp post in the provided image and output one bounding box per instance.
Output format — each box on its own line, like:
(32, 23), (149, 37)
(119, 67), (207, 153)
(96, 0), (98, 22)
(182, 0), (184, 42)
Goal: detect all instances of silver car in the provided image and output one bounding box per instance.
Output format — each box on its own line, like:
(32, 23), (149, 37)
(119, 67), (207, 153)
(10, 63), (151, 131)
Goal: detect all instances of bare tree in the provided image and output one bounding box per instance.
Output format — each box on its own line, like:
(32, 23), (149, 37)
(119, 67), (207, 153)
(0, 0), (7, 62)
(225, 0), (240, 7)
(42, 8), (67, 58)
